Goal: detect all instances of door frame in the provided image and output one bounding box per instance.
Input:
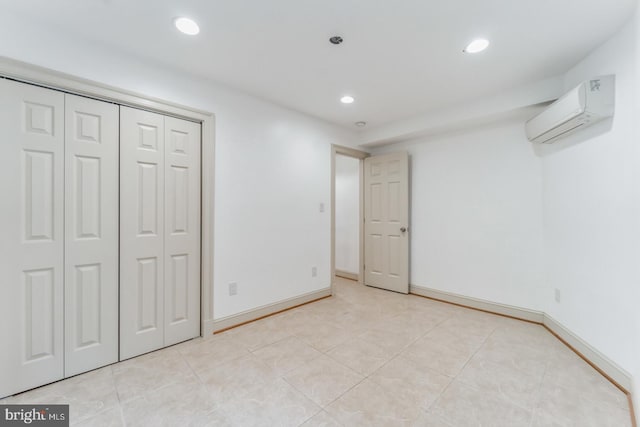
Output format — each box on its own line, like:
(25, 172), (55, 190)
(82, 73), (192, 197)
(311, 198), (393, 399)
(331, 144), (369, 294)
(0, 57), (217, 337)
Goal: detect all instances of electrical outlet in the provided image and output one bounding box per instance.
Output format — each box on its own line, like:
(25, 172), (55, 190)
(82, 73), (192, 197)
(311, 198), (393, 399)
(229, 282), (238, 296)
(319, 203), (325, 213)
(311, 267), (317, 277)
(554, 288), (561, 303)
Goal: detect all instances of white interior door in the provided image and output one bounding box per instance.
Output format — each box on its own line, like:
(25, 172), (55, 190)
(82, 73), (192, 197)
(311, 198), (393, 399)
(164, 117), (201, 345)
(0, 79), (65, 397)
(364, 151), (409, 294)
(119, 107), (165, 359)
(64, 94), (119, 376)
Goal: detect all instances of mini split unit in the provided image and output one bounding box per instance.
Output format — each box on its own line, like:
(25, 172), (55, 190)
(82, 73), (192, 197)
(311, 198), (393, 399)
(526, 75), (615, 144)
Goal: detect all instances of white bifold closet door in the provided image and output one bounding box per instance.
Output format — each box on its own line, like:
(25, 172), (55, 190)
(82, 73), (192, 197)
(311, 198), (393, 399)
(64, 94), (119, 377)
(0, 79), (65, 398)
(163, 116), (201, 347)
(119, 107), (200, 360)
(0, 81), (119, 397)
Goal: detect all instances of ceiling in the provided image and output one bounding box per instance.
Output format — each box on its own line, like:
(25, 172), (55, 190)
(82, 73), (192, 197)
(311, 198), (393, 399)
(6, 0), (635, 130)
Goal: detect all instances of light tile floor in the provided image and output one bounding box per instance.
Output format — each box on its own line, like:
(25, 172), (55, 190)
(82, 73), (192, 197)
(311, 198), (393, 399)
(1, 278), (632, 426)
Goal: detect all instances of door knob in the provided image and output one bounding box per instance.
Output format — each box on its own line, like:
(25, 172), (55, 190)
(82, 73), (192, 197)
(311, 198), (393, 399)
(400, 227), (407, 233)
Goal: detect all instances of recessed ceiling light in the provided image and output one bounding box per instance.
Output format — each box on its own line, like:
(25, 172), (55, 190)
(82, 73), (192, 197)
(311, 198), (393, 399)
(464, 39), (489, 53)
(174, 17), (200, 35)
(340, 95), (355, 104)
(355, 121), (367, 127)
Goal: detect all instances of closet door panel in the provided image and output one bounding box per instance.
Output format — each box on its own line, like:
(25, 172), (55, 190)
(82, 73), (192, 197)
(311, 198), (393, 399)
(119, 107), (165, 360)
(0, 79), (64, 397)
(64, 94), (119, 376)
(164, 117), (201, 346)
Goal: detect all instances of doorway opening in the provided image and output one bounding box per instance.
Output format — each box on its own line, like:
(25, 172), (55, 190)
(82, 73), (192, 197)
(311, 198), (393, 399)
(335, 154), (360, 280)
(331, 145), (368, 292)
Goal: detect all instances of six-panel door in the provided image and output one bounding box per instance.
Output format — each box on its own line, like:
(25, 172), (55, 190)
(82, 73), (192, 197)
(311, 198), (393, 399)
(119, 107), (166, 359)
(364, 152), (410, 294)
(164, 117), (201, 346)
(0, 79), (65, 397)
(120, 107), (201, 360)
(64, 94), (119, 376)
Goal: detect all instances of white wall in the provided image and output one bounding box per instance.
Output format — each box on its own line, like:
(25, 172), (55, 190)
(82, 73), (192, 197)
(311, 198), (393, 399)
(0, 11), (358, 322)
(540, 11), (639, 396)
(335, 155), (360, 275)
(372, 11), (639, 419)
(372, 115), (546, 310)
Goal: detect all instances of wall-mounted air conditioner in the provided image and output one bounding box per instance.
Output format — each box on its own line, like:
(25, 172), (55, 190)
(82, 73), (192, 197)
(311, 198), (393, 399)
(525, 75), (615, 144)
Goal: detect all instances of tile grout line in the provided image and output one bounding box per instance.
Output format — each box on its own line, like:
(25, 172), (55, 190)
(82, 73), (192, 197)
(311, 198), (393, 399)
(424, 323), (498, 424)
(527, 359), (550, 427)
(455, 324), (546, 416)
(283, 296), (401, 415)
(320, 284), (465, 421)
(279, 375), (328, 417)
(318, 308), (456, 423)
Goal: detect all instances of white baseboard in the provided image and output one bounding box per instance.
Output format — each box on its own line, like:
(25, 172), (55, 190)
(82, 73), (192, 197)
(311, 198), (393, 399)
(205, 288), (331, 335)
(335, 270), (359, 281)
(409, 284), (632, 395)
(202, 319), (217, 337)
(410, 284), (544, 323)
(543, 314), (632, 392)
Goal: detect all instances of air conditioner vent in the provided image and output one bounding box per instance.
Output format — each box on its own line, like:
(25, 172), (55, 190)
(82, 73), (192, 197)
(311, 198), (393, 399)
(525, 75), (614, 144)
